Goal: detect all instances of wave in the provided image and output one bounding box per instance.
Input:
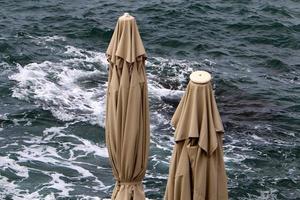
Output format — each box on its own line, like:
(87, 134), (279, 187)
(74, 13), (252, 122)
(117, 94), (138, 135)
(0, 122), (110, 199)
(9, 45), (107, 126)
(9, 42), (217, 129)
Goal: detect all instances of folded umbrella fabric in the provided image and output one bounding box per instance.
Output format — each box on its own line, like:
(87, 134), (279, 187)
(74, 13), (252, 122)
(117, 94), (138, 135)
(105, 14), (150, 200)
(165, 80), (228, 200)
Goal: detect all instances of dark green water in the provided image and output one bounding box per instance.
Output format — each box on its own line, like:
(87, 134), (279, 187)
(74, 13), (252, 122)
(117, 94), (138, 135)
(0, 0), (300, 199)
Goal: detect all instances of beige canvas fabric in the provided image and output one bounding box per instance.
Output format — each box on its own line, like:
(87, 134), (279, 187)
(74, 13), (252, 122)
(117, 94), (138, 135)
(165, 81), (228, 200)
(105, 15), (150, 200)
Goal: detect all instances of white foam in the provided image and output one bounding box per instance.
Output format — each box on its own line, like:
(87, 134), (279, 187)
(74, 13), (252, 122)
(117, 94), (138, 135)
(7, 125), (109, 198)
(147, 57), (194, 90)
(146, 56), (218, 101)
(42, 124), (108, 158)
(9, 58), (106, 126)
(250, 134), (270, 144)
(47, 173), (74, 196)
(223, 152), (247, 163)
(148, 81), (184, 100)
(64, 45), (108, 65)
(0, 134), (107, 199)
(245, 189), (279, 200)
(0, 177), (35, 200)
(31, 35), (66, 45)
(44, 193), (56, 200)
(0, 175), (69, 200)
(0, 156), (29, 178)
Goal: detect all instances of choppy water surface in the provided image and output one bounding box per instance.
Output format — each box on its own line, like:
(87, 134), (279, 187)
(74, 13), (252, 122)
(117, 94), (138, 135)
(0, 0), (300, 199)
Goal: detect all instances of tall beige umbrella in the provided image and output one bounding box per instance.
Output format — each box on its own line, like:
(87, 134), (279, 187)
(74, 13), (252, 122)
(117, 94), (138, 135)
(164, 71), (228, 200)
(105, 13), (150, 200)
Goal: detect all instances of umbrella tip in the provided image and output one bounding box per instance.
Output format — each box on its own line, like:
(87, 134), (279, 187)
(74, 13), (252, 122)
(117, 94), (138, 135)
(119, 12), (134, 21)
(123, 12), (130, 17)
(190, 70), (212, 84)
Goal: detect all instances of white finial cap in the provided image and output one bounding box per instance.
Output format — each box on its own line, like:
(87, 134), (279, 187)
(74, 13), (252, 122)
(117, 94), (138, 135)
(189, 70), (212, 84)
(119, 12), (134, 21)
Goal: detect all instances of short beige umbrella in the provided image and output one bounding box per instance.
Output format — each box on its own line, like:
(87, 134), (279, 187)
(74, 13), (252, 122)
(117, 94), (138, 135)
(164, 71), (228, 200)
(105, 13), (150, 200)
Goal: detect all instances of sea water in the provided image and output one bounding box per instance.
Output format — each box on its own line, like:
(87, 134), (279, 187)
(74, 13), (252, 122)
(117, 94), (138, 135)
(0, 0), (299, 199)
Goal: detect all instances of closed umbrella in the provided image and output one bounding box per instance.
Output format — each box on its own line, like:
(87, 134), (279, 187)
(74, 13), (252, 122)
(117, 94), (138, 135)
(105, 13), (150, 200)
(164, 71), (228, 200)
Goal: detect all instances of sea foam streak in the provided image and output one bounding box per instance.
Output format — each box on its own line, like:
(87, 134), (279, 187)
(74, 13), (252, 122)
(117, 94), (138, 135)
(9, 46), (107, 126)
(0, 123), (110, 199)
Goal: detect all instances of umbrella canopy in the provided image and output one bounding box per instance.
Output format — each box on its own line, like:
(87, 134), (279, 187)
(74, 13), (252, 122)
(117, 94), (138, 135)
(105, 13), (150, 200)
(164, 78), (228, 200)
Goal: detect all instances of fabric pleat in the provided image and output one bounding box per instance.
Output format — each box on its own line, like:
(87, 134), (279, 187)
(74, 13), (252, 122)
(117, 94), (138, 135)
(171, 81), (224, 155)
(105, 15), (150, 200)
(165, 81), (228, 200)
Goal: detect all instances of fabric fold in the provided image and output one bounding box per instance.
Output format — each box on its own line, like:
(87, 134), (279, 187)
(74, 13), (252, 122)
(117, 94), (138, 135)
(105, 15), (150, 200)
(106, 15), (147, 64)
(165, 79), (228, 200)
(171, 81), (224, 155)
